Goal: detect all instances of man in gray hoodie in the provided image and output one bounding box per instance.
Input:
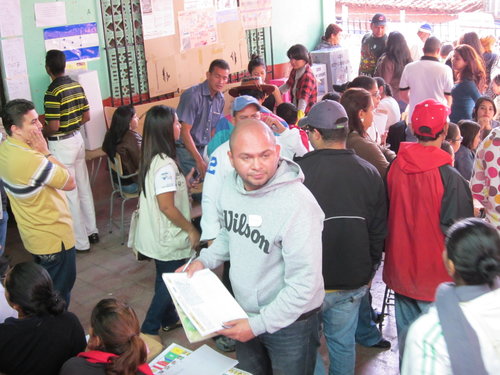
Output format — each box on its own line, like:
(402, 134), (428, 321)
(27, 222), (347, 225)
(182, 120), (325, 374)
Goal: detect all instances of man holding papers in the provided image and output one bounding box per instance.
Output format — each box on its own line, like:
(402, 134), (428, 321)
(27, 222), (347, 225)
(179, 120), (325, 374)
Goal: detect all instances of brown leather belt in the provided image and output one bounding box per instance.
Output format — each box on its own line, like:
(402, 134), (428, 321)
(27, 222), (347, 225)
(47, 130), (77, 141)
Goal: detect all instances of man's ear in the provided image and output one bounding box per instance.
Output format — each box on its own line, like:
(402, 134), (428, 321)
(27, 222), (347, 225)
(275, 144), (281, 155)
(206, 71), (210, 80)
(442, 250), (455, 278)
(228, 150), (234, 168)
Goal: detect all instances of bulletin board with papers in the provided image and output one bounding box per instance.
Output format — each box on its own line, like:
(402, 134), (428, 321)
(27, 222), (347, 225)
(141, 0), (249, 97)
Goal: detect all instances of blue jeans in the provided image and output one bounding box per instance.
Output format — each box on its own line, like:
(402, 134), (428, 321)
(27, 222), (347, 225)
(395, 293), (431, 360)
(355, 291), (383, 346)
(141, 258), (186, 335)
(235, 311), (320, 375)
(176, 146), (199, 176)
(34, 246), (76, 307)
(0, 210), (8, 256)
(315, 286), (368, 375)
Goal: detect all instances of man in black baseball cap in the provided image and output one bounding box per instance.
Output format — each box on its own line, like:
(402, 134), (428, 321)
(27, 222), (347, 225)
(296, 100), (388, 374)
(359, 13), (388, 76)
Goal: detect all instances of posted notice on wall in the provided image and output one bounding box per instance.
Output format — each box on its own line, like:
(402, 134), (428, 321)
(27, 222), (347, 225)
(0, 0), (23, 37)
(140, 0), (175, 40)
(35, 2), (67, 28)
(1, 37), (31, 101)
(178, 8), (218, 52)
(44, 22), (99, 62)
(239, 0), (272, 30)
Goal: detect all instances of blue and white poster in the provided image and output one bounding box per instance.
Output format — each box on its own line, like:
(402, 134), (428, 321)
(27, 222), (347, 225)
(43, 22), (99, 61)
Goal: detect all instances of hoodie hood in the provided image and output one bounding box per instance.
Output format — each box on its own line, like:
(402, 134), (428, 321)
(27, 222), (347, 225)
(397, 142), (452, 174)
(233, 157), (304, 195)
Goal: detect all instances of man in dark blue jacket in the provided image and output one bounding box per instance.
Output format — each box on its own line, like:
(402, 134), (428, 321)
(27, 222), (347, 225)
(297, 100), (388, 374)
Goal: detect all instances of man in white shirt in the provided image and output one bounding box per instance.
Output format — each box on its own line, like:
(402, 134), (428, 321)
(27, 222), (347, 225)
(399, 36), (453, 122)
(408, 23), (432, 62)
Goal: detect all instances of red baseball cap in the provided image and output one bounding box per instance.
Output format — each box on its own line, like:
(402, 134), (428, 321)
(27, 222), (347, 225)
(411, 99), (450, 137)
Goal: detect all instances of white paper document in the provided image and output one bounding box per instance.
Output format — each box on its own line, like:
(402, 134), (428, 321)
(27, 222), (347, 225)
(35, 2), (67, 27)
(164, 345), (238, 375)
(163, 269), (247, 337)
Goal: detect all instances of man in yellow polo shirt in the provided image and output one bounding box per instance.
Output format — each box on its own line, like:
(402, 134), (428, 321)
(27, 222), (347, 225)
(0, 99), (76, 305)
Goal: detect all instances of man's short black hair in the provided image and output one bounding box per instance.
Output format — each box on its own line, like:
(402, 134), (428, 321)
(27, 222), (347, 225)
(208, 59), (230, 73)
(423, 36), (441, 54)
(276, 102), (298, 125)
(2, 99), (35, 136)
(45, 50), (66, 75)
(309, 125), (348, 143)
(415, 129), (444, 142)
(238, 88), (265, 100)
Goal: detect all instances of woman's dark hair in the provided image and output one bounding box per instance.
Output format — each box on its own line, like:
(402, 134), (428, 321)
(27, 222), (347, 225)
(90, 299), (147, 375)
(248, 54), (266, 74)
(102, 105), (136, 160)
(454, 44), (486, 91)
(139, 105), (177, 197)
(472, 96), (497, 121)
(445, 122), (460, 142)
(458, 120), (480, 150)
(5, 262), (65, 316)
(441, 140), (454, 157)
(374, 77), (393, 97)
(276, 102), (298, 125)
(383, 31), (413, 80)
(238, 88), (265, 100)
(321, 92), (341, 102)
(459, 32), (484, 57)
(445, 218), (500, 286)
(287, 44), (312, 65)
(346, 76), (377, 92)
(340, 88), (372, 137)
(324, 23), (342, 40)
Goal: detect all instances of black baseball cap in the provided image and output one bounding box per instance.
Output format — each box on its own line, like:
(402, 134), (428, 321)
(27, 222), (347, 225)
(371, 13), (387, 26)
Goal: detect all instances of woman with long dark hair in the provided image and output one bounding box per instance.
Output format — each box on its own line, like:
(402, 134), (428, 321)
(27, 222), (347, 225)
(247, 54), (283, 112)
(450, 44), (486, 123)
(0, 262), (86, 375)
(280, 44), (318, 115)
(403, 218), (500, 374)
(102, 105), (141, 193)
(341, 87), (395, 178)
(375, 31), (413, 112)
(61, 298), (153, 375)
(454, 120), (481, 180)
(134, 105), (199, 340)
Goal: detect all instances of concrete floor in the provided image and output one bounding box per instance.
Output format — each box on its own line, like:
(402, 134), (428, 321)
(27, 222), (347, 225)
(4, 159), (400, 374)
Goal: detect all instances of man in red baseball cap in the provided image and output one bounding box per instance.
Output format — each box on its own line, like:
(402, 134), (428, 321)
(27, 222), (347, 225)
(383, 99), (474, 360)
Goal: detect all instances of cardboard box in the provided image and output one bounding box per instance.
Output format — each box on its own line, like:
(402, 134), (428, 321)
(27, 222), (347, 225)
(311, 48), (353, 91)
(311, 63), (327, 96)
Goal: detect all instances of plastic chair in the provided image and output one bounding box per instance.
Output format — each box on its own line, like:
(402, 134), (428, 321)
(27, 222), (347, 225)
(107, 154), (139, 245)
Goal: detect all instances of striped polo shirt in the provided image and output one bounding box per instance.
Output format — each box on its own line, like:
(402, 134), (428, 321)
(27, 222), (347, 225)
(44, 75), (89, 135)
(0, 137), (75, 254)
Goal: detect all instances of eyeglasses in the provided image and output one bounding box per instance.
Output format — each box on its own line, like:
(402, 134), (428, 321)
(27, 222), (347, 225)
(372, 91), (381, 98)
(452, 136), (463, 143)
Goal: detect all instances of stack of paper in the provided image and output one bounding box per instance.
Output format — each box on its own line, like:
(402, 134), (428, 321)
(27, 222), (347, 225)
(162, 269), (248, 343)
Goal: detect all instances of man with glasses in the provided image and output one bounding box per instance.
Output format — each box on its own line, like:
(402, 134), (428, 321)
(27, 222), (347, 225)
(297, 100), (387, 374)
